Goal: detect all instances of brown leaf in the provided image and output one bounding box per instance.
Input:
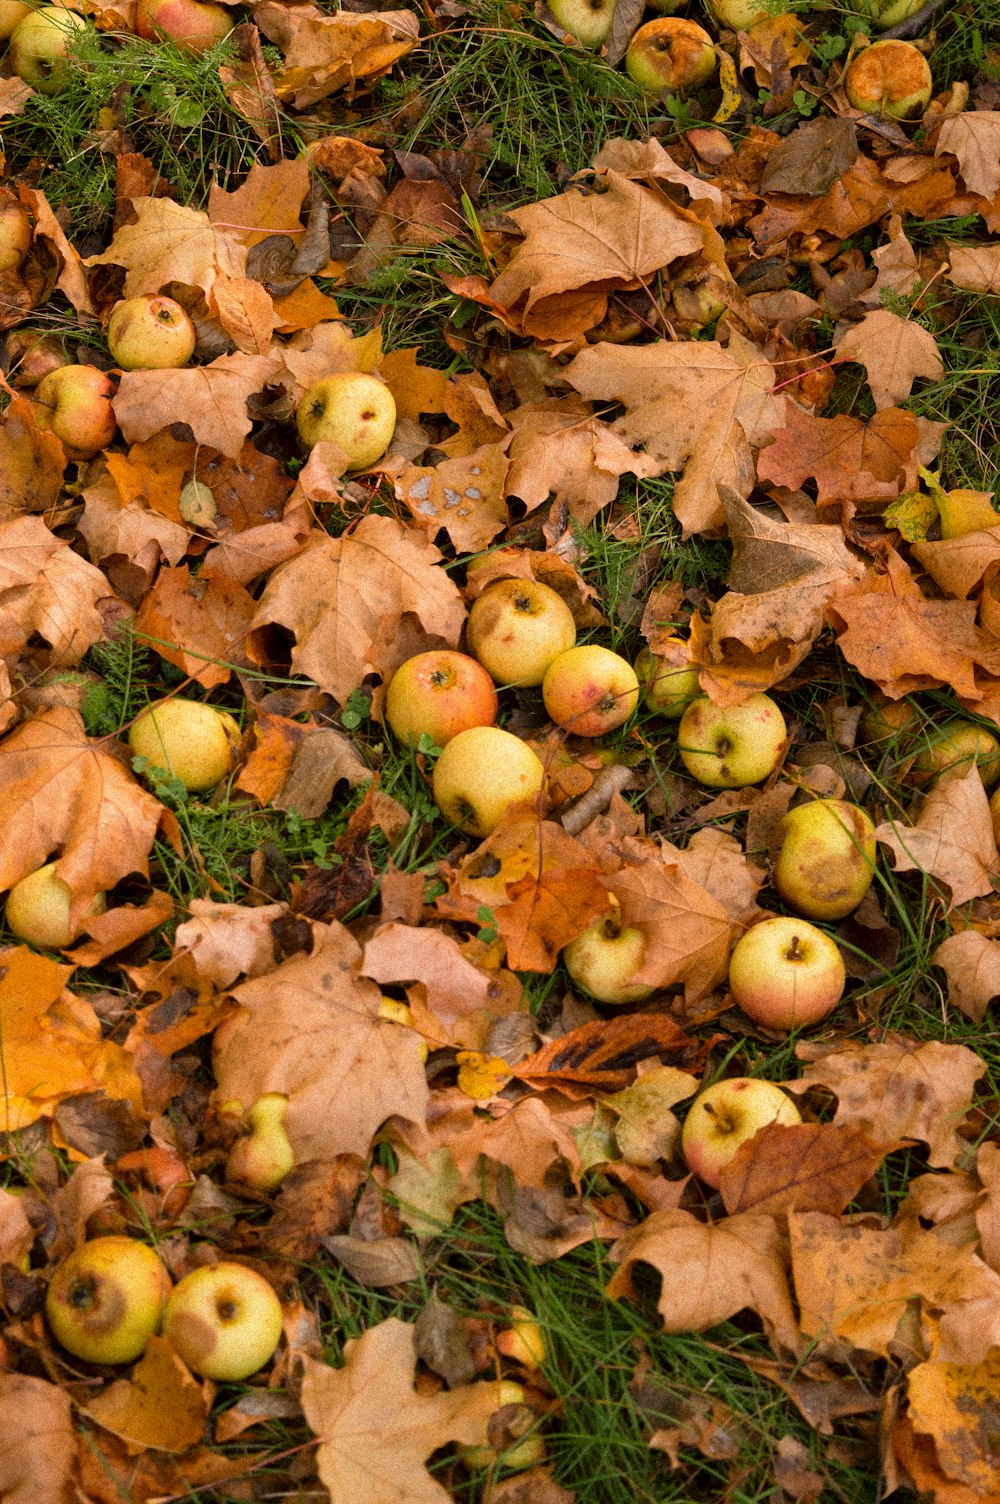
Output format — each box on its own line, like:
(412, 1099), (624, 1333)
(947, 241), (1000, 294)
(608, 838), (733, 1003)
(207, 157), (310, 247)
(0, 1375), (75, 1504)
(718, 1122), (887, 1217)
(395, 442), (510, 553)
(515, 1014), (697, 1092)
(175, 899), (287, 988)
(789, 1035), (985, 1169)
(759, 118), (859, 197)
(504, 400), (659, 528)
(834, 310), (943, 411)
(874, 766), (1000, 911)
(219, 23), (284, 159)
(0, 514), (110, 665)
(606, 0), (643, 67)
(0, 395), (66, 515)
(85, 196), (245, 296)
(906, 1351), (1000, 1496)
(773, 1436), (825, 1502)
(608, 1208), (802, 1354)
(114, 353), (282, 458)
(910, 526), (1000, 602)
(935, 112), (1000, 201)
(300, 1318), (501, 1504)
(135, 564), (255, 687)
(757, 405), (916, 511)
(272, 726), (372, 817)
(84, 1336), (209, 1454)
(932, 930), (1000, 1023)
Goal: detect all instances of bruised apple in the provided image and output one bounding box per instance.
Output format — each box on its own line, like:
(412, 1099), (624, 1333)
(467, 579), (577, 688)
(296, 371), (396, 469)
(844, 40), (932, 119)
(135, 0), (231, 51)
(625, 19), (716, 96)
(432, 726), (545, 836)
(729, 916), (846, 1029)
(34, 364), (116, 456)
(773, 799), (877, 921)
(459, 1381), (547, 1473)
(129, 698), (240, 791)
(385, 650), (498, 747)
(163, 1262), (283, 1380)
(225, 1094), (294, 1193)
(681, 1077), (802, 1188)
(107, 294), (196, 370)
(6, 862), (106, 949)
(45, 1236), (171, 1364)
(911, 719), (1000, 790)
(542, 645), (639, 738)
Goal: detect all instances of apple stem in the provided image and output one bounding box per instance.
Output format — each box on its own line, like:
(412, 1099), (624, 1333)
(787, 935), (803, 961)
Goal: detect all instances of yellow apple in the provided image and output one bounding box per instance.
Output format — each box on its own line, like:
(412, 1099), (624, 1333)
(459, 1380), (546, 1473)
(0, 0), (31, 39)
(9, 6), (86, 93)
(850, 0), (929, 29)
(295, 371), (396, 469)
(466, 579), (577, 687)
(34, 364), (117, 457)
(163, 1262), (283, 1380)
(912, 719), (1000, 789)
(844, 40), (933, 119)
(773, 799), (877, 921)
(729, 916), (846, 1029)
(496, 1305), (546, 1369)
(107, 295), (196, 371)
(547, 0), (615, 46)
(45, 1235), (171, 1364)
(562, 899), (654, 1005)
(542, 644), (640, 738)
(634, 644), (700, 718)
(625, 18), (716, 96)
(5, 861), (106, 950)
(432, 726), (545, 836)
(0, 196), (31, 273)
(129, 698), (239, 791)
(678, 693), (786, 788)
(681, 1077), (801, 1188)
(225, 1094), (294, 1194)
(385, 650), (498, 747)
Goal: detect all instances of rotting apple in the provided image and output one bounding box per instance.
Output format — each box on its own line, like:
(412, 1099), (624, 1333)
(384, 650), (498, 747)
(634, 644), (700, 719)
(295, 370), (397, 469)
(0, 196), (32, 274)
(45, 1235), (171, 1365)
(859, 693), (919, 746)
(729, 915), (846, 1029)
(34, 363), (117, 456)
(542, 644), (640, 738)
(9, 6), (87, 92)
(135, 0), (231, 51)
(625, 18), (717, 96)
(547, 0), (615, 47)
(677, 692), (786, 788)
(163, 1261), (283, 1380)
(128, 698), (240, 791)
(562, 897), (655, 1005)
(496, 1306), (546, 1369)
(844, 40), (933, 119)
(5, 861), (106, 950)
(911, 719), (1000, 789)
(225, 1094), (295, 1194)
(467, 578), (577, 688)
(681, 1077), (802, 1188)
(432, 726), (545, 837)
(773, 799), (877, 921)
(107, 294), (196, 371)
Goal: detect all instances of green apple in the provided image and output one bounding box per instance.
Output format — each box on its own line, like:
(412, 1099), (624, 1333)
(773, 799), (877, 921)
(9, 7), (86, 94)
(5, 861), (106, 950)
(385, 650), (498, 747)
(634, 644), (700, 718)
(467, 579), (577, 688)
(163, 1262), (283, 1380)
(912, 719), (1000, 789)
(542, 644), (640, 738)
(129, 698), (239, 791)
(295, 371), (396, 469)
(729, 916), (846, 1029)
(849, 0), (929, 29)
(107, 294), (196, 371)
(225, 1094), (295, 1194)
(562, 899), (655, 1005)
(432, 726), (545, 836)
(844, 40), (933, 119)
(547, 0), (615, 46)
(625, 18), (717, 96)
(677, 693), (786, 788)
(45, 1236), (171, 1364)
(681, 1077), (801, 1188)
(706, 0), (771, 26)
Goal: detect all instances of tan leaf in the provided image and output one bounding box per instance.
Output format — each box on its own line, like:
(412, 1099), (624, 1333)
(906, 1351), (1000, 1496)
(23, 185), (95, 317)
(504, 400), (659, 528)
(664, 827), (766, 925)
(84, 1336), (209, 1454)
(0, 1375), (75, 1504)
(932, 930), (1000, 1023)
(608, 838), (732, 1002)
(608, 1208), (801, 1353)
(256, 4), (417, 109)
(395, 443), (510, 553)
(593, 135), (728, 221)
(789, 1035), (985, 1168)
(946, 241), (1000, 294)
(207, 157), (310, 247)
(758, 405), (916, 511)
(175, 899), (288, 988)
(935, 112), (1000, 201)
(860, 214), (920, 306)
(85, 197), (246, 296)
(910, 525), (1000, 600)
(443, 1096), (582, 1189)
(114, 353), (282, 458)
(0, 514), (109, 665)
(362, 923), (495, 1043)
(211, 274), (279, 354)
(0, 394), (66, 516)
(300, 1318), (501, 1504)
(515, 1014), (696, 1093)
(251, 514), (466, 703)
(718, 1123), (887, 1218)
(874, 767), (1000, 911)
(0, 77), (32, 119)
(80, 467), (190, 570)
(212, 922), (428, 1162)
(134, 563), (256, 687)
(834, 310), (943, 411)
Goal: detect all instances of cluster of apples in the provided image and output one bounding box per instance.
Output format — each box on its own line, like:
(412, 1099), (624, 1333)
(864, 696), (1000, 841)
(549, 0), (935, 119)
(3, 698), (238, 950)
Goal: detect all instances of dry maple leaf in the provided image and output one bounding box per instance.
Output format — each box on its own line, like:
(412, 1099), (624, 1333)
(85, 197), (246, 297)
(251, 514), (466, 703)
(134, 564), (256, 688)
(834, 310), (943, 411)
(593, 136), (728, 222)
(207, 157), (310, 248)
(932, 930), (1000, 1023)
(947, 242), (1000, 294)
(114, 353), (282, 459)
(0, 514), (110, 666)
(256, 5), (417, 110)
(0, 1374), (75, 1504)
(906, 1351), (1000, 1496)
(442, 1095), (583, 1190)
(788, 1035), (985, 1169)
(79, 468), (190, 574)
(0, 394), (65, 515)
(394, 442), (510, 554)
(718, 1122), (887, 1218)
(175, 899), (288, 989)
(503, 400), (660, 528)
(874, 767), (1000, 911)
(212, 922), (428, 1162)
(935, 112), (1000, 201)
(608, 1208), (802, 1354)
(83, 1335), (209, 1454)
(300, 1318), (502, 1504)
(362, 922), (498, 1044)
(515, 1013), (697, 1093)
(0, 706), (163, 927)
(606, 838), (732, 1003)
(910, 526), (1000, 602)
(757, 405), (916, 512)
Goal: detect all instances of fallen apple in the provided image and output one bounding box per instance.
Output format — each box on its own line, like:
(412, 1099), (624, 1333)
(706, 0), (770, 26)
(859, 694), (919, 746)
(773, 798), (877, 921)
(385, 650), (498, 747)
(547, 0), (615, 47)
(466, 578), (577, 688)
(34, 363), (117, 457)
(634, 643), (701, 718)
(729, 915), (846, 1029)
(225, 1094), (294, 1194)
(496, 1305), (546, 1369)
(0, 0), (31, 40)
(844, 39), (933, 119)
(45, 1235), (171, 1364)
(849, 0), (928, 29)
(912, 718), (1000, 789)
(681, 1077), (802, 1188)
(129, 698), (240, 791)
(459, 1380), (547, 1473)
(677, 692), (786, 788)
(107, 294), (196, 371)
(296, 371), (397, 469)
(9, 6), (86, 93)
(542, 644), (640, 738)
(562, 898), (654, 1005)
(135, 0), (231, 51)
(0, 195), (31, 273)
(163, 1261), (283, 1380)
(5, 861), (106, 950)
(432, 726), (545, 836)
(625, 18), (717, 96)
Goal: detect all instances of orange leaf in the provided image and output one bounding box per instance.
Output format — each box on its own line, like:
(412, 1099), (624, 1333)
(718, 1122), (887, 1218)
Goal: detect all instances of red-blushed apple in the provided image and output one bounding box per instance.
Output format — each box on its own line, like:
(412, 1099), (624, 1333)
(0, 196), (31, 273)
(34, 363), (117, 457)
(384, 650), (498, 747)
(681, 1077), (802, 1188)
(432, 725), (545, 836)
(729, 916), (846, 1029)
(547, 0), (615, 46)
(625, 18), (716, 96)
(129, 698), (239, 791)
(9, 6), (86, 92)
(542, 644), (640, 738)
(135, 0), (231, 51)
(466, 578), (577, 687)
(45, 1235), (171, 1364)
(225, 1094), (294, 1194)
(107, 294), (196, 371)
(496, 1305), (546, 1369)
(670, 274), (729, 333)
(295, 371), (397, 469)
(634, 643), (700, 718)
(773, 799), (876, 921)
(0, 0), (31, 39)
(162, 1261), (283, 1380)
(912, 718), (1000, 789)
(5, 861), (106, 950)
(6, 328), (71, 389)
(459, 1381), (547, 1472)
(562, 898), (654, 1005)
(844, 40), (932, 119)
(677, 692), (786, 788)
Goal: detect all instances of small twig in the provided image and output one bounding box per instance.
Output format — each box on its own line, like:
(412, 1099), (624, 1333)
(880, 0), (948, 40)
(560, 763), (638, 834)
